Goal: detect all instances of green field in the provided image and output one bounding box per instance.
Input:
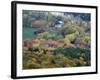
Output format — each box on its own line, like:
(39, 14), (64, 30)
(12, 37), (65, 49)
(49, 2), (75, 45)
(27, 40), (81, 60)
(23, 27), (36, 40)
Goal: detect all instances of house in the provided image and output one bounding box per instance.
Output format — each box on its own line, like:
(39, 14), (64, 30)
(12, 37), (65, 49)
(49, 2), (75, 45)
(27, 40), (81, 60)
(54, 20), (64, 28)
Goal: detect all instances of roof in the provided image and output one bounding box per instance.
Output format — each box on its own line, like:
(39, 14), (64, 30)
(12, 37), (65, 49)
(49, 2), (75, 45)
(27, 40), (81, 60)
(55, 20), (64, 25)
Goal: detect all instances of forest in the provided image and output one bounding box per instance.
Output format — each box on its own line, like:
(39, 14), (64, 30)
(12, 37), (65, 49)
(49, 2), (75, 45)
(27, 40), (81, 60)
(22, 10), (91, 69)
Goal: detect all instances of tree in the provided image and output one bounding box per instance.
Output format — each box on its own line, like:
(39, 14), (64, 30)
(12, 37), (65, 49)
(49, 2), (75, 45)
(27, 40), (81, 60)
(60, 26), (76, 38)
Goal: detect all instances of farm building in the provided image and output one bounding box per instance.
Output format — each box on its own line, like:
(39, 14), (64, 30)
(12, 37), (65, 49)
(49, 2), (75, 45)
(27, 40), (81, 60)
(54, 20), (64, 28)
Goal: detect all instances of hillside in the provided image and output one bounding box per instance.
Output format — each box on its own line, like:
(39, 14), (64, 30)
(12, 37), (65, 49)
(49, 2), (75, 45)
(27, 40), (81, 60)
(22, 10), (91, 69)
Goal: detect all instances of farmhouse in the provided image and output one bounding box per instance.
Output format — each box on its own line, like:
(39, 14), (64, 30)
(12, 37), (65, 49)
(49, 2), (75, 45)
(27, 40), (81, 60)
(54, 20), (64, 28)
